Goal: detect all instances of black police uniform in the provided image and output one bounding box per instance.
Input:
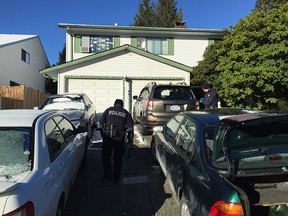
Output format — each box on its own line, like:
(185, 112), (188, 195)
(100, 99), (134, 182)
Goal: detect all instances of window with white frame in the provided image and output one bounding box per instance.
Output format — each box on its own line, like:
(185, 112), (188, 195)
(137, 37), (168, 55)
(21, 49), (30, 64)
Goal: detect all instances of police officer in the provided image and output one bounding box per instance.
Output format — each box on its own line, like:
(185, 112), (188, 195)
(99, 99), (134, 183)
(201, 82), (219, 109)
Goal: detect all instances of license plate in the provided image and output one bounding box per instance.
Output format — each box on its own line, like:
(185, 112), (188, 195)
(170, 105), (180, 111)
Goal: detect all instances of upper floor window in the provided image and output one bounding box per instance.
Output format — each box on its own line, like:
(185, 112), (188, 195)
(137, 37), (168, 55)
(21, 49), (30, 65)
(80, 35), (113, 53)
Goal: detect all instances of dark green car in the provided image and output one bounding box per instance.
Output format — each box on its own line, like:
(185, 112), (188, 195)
(151, 109), (288, 216)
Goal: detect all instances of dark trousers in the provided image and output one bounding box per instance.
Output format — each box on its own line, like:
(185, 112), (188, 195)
(102, 136), (125, 181)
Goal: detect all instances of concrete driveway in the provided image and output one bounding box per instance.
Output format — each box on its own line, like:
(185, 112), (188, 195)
(64, 126), (180, 216)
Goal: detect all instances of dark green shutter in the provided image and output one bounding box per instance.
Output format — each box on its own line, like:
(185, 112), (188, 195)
(168, 38), (174, 55)
(113, 36), (120, 47)
(74, 35), (81, 53)
(131, 37), (137, 47)
(208, 39), (215, 46)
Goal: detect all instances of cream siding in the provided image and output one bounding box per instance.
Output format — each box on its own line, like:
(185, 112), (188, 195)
(58, 52), (189, 82)
(57, 51), (190, 112)
(164, 37), (209, 67)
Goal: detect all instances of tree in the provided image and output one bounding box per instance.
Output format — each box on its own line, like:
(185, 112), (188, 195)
(216, 2), (288, 110)
(154, 0), (177, 27)
(133, 0), (155, 27)
(57, 43), (66, 65)
(254, 0), (287, 12)
(45, 44), (66, 94)
(175, 8), (183, 22)
(191, 40), (224, 86)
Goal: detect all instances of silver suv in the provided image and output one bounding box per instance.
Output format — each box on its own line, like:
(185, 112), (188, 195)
(133, 82), (202, 135)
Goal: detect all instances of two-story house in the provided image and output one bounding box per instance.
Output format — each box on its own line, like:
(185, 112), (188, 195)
(0, 34), (49, 92)
(41, 24), (224, 113)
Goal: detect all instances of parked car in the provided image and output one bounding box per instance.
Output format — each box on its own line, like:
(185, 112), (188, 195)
(133, 82), (203, 135)
(0, 109), (87, 216)
(151, 108), (288, 216)
(37, 93), (96, 139)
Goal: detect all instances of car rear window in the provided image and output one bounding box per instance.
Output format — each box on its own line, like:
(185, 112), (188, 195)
(42, 96), (85, 110)
(153, 86), (194, 100)
(0, 128), (31, 176)
(213, 118), (288, 170)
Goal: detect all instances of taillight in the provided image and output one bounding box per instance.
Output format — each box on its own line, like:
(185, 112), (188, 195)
(146, 100), (153, 110)
(196, 100), (200, 110)
(4, 201), (34, 216)
(209, 201), (244, 216)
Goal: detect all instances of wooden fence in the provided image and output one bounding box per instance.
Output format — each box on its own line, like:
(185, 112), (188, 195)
(0, 85), (49, 109)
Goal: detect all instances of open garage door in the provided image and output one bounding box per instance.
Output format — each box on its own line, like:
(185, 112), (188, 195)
(67, 79), (123, 113)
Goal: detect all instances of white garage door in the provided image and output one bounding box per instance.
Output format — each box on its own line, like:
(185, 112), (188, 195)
(67, 79), (123, 113)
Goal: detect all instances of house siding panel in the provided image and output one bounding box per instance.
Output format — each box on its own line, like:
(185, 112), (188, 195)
(0, 36), (48, 91)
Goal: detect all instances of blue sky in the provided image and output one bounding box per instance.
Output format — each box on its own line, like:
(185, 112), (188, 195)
(1, 0), (256, 66)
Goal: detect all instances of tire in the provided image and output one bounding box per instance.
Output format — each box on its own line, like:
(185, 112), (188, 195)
(56, 196), (65, 216)
(180, 196), (190, 216)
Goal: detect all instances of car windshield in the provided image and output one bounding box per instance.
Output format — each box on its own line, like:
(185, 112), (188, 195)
(212, 117), (288, 170)
(153, 86), (193, 100)
(0, 127), (31, 176)
(42, 96), (85, 110)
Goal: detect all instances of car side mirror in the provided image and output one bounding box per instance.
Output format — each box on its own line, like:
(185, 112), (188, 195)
(133, 95), (138, 100)
(153, 126), (163, 133)
(76, 125), (88, 133)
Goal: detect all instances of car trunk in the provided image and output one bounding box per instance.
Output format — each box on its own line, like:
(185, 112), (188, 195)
(213, 113), (288, 215)
(223, 172), (288, 215)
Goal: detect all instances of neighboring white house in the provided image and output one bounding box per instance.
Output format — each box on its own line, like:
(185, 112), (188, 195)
(0, 34), (49, 92)
(41, 24), (225, 113)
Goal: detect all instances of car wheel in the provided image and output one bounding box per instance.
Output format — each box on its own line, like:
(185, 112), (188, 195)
(56, 196), (65, 216)
(140, 124), (149, 135)
(180, 196), (190, 216)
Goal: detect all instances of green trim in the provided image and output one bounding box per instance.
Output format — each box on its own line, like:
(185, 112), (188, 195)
(40, 44), (193, 76)
(64, 75), (184, 81)
(127, 77), (183, 80)
(65, 75), (123, 80)
(168, 38), (174, 55)
(59, 23), (225, 36)
(131, 37), (137, 47)
(208, 39), (215, 46)
(74, 35), (81, 53)
(113, 36), (120, 47)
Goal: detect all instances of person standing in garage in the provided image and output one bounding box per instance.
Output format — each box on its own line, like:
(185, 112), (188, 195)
(99, 99), (134, 183)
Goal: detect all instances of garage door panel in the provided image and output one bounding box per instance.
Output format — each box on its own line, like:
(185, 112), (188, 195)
(67, 79), (122, 113)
